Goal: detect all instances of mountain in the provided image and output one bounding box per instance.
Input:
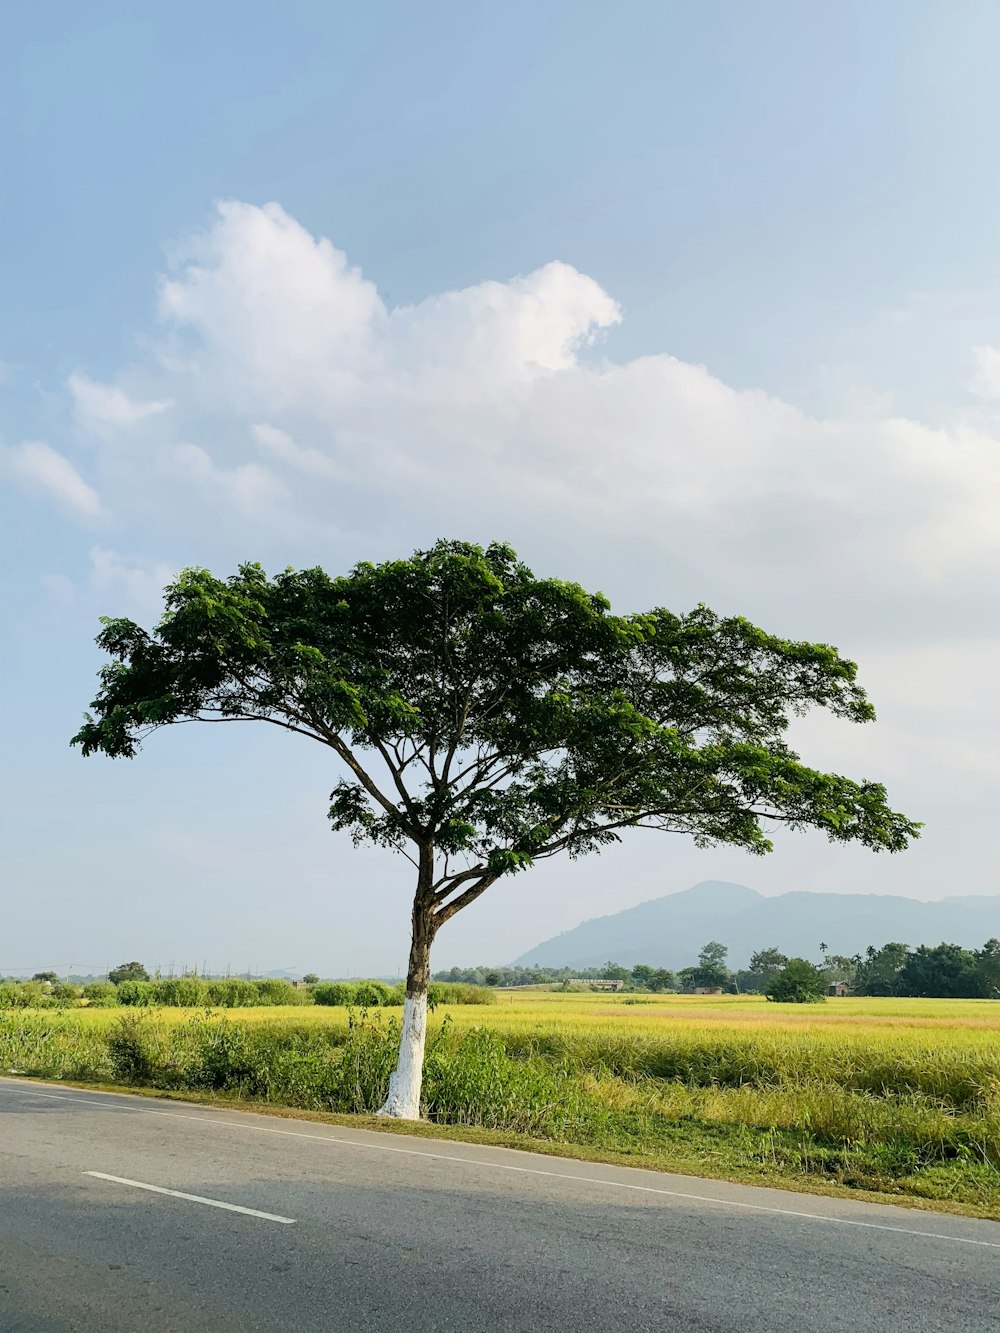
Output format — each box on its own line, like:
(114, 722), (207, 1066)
(513, 881), (1000, 971)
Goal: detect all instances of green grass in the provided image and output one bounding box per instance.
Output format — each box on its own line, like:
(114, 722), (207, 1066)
(3, 992), (1000, 1217)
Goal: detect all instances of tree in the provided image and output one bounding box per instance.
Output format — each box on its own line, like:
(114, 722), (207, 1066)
(747, 947), (788, 985)
(854, 942), (910, 996)
(31, 971), (58, 984)
(766, 957), (827, 1003)
(631, 964), (655, 988)
(72, 540), (917, 1118)
(820, 952), (857, 987)
(602, 961), (631, 982)
(694, 940), (730, 989)
(107, 961), (150, 985)
(649, 968), (676, 992)
(302, 973), (320, 986)
(975, 939), (1000, 998)
(897, 942), (981, 999)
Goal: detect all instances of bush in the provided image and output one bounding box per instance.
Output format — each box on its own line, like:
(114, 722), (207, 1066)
(116, 981), (155, 1006)
(312, 982), (358, 1007)
(427, 982), (497, 1006)
(206, 978), (261, 1007)
(106, 1015), (162, 1083)
(83, 982), (119, 1007)
(254, 978), (310, 1005)
(353, 979), (391, 1007)
(766, 959), (828, 1004)
(152, 977), (210, 1007)
(0, 982), (54, 1009)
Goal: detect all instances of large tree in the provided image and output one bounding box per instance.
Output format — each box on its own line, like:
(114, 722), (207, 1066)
(73, 540), (918, 1118)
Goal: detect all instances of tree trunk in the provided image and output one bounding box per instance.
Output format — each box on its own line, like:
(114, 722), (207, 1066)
(377, 853), (436, 1119)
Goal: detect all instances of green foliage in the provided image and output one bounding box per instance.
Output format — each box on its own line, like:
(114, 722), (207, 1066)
(694, 940), (731, 990)
(766, 958), (828, 1004)
(649, 968), (677, 992)
(311, 979), (495, 1007)
(855, 942), (911, 996)
(748, 947), (789, 984)
(73, 540), (918, 948)
(106, 1014), (163, 1083)
(898, 943), (982, 1000)
(83, 981), (119, 1007)
(253, 978), (308, 1006)
(311, 982), (360, 1007)
(108, 961), (150, 985)
(32, 971), (58, 983)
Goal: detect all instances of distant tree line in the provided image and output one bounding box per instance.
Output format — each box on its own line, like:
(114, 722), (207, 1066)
(436, 937), (1000, 1000)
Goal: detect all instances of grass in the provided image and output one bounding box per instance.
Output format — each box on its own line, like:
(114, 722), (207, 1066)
(3, 992), (1000, 1217)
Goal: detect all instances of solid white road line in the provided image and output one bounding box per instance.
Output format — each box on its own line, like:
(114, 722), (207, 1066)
(84, 1171), (296, 1224)
(7, 1082), (998, 1251)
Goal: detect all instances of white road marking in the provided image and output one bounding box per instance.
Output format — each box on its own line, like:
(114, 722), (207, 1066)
(6, 1081), (999, 1251)
(84, 1171), (296, 1224)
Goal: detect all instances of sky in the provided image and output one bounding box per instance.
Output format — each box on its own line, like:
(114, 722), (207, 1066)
(3, 0), (1000, 977)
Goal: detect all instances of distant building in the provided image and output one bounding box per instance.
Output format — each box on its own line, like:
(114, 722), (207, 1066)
(570, 978), (625, 991)
(827, 982), (850, 997)
(693, 986), (724, 996)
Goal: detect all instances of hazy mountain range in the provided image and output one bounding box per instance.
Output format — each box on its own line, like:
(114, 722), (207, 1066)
(513, 881), (1000, 971)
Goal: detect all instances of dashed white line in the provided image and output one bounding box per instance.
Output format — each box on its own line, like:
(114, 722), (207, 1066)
(84, 1171), (296, 1223)
(6, 1080), (1000, 1251)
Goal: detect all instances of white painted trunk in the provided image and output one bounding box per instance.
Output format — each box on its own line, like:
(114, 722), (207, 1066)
(376, 992), (428, 1119)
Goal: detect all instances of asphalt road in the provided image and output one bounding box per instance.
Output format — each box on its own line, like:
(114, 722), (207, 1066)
(2, 1077), (999, 1333)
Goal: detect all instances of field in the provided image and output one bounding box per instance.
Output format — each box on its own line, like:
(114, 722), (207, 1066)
(3, 991), (1000, 1217)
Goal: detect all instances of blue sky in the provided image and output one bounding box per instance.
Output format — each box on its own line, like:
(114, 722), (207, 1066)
(3, 1), (1000, 976)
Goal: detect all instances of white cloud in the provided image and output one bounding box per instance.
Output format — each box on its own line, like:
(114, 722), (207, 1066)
(251, 423), (346, 480)
(971, 344), (1000, 398)
(3, 440), (100, 517)
(159, 441), (287, 521)
(69, 373), (171, 434)
(37, 199), (1000, 636)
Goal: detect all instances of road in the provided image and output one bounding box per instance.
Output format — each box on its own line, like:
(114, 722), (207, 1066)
(2, 1077), (999, 1333)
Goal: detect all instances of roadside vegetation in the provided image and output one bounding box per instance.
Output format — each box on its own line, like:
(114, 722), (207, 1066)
(0, 977), (495, 1009)
(4, 991), (999, 1216)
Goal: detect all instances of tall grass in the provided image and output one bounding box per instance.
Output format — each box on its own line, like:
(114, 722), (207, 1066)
(3, 994), (998, 1209)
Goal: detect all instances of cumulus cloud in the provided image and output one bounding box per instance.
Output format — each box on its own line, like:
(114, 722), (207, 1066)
(69, 374), (171, 434)
(40, 198), (1000, 648)
(970, 344), (1000, 399)
(3, 440), (100, 517)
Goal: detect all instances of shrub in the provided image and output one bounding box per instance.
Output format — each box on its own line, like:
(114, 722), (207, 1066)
(206, 978), (261, 1007)
(50, 983), (81, 1004)
(312, 982), (357, 1007)
(152, 977), (210, 1007)
(353, 979), (391, 1007)
(83, 982), (119, 1007)
(116, 981), (155, 1006)
(766, 959), (828, 1004)
(254, 978), (310, 1005)
(106, 1015), (161, 1083)
(427, 981), (497, 1006)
